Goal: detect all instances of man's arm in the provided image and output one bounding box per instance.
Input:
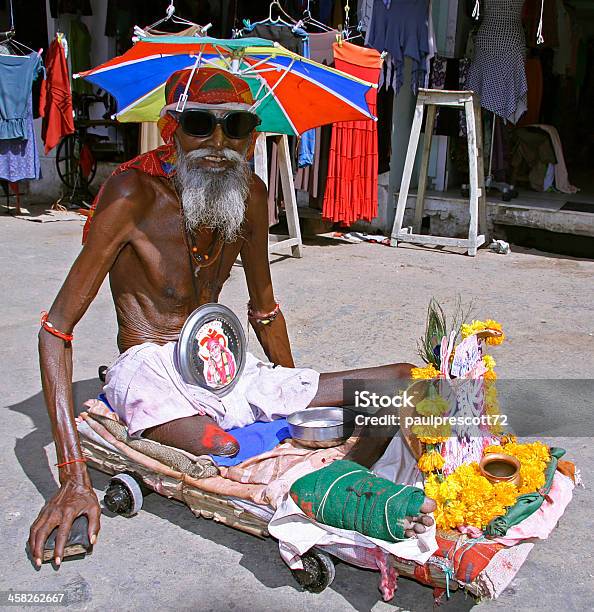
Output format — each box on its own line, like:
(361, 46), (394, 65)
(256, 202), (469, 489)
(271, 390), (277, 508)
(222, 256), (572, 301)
(29, 171), (142, 567)
(240, 175), (294, 367)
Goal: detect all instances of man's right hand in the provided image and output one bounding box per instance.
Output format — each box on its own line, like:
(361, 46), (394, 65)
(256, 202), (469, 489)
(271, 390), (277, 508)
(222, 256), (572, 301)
(28, 475), (100, 568)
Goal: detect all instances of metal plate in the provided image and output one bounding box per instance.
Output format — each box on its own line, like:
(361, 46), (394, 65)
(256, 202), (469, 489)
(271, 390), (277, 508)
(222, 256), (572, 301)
(176, 303), (246, 397)
(287, 407), (356, 448)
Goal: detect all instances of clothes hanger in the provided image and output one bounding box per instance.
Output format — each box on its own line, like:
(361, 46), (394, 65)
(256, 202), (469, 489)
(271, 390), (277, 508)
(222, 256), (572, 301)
(1, 0), (36, 56)
(139, 0), (203, 36)
(301, 0), (333, 32)
(236, 1), (303, 38)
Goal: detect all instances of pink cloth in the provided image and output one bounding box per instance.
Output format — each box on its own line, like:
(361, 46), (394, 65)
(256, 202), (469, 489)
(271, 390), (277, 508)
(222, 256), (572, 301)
(494, 472), (575, 546)
(103, 341), (319, 436)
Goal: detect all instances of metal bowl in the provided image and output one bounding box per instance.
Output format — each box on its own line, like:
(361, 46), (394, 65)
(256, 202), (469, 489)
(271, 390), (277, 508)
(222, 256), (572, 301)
(287, 407), (356, 449)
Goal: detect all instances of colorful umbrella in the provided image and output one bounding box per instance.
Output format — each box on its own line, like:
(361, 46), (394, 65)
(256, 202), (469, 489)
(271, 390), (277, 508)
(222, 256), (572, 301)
(75, 36), (377, 135)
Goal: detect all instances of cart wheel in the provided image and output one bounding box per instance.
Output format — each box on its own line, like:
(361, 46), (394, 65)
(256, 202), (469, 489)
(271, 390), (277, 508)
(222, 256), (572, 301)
(55, 133), (97, 190)
(104, 473), (143, 517)
(291, 550), (336, 593)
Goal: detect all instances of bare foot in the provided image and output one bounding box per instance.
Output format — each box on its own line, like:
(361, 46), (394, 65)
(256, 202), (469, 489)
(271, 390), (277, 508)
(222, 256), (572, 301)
(403, 496), (436, 537)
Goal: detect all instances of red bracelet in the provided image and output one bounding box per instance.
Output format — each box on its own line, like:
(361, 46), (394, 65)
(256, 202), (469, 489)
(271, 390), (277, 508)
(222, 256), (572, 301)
(247, 301), (281, 325)
(55, 458), (87, 468)
(41, 311), (74, 342)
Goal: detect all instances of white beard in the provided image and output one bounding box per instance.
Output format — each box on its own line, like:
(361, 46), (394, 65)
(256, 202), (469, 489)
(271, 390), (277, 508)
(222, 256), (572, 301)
(174, 139), (251, 242)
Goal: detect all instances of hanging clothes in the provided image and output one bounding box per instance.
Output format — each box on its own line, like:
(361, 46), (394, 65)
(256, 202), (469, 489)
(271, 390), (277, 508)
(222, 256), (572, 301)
(322, 42), (382, 226)
(40, 36), (75, 154)
(69, 17), (93, 95)
(518, 57), (544, 126)
(308, 30), (338, 66)
(466, 0), (527, 124)
(0, 96), (41, 182)
(0, 52), (44, 140)
(366, 0), (430, 93)
(246, 23), (307, 55)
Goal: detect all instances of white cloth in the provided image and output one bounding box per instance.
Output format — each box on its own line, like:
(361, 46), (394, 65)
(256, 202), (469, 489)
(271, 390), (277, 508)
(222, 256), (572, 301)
(103, 341), (319, 436)
(269, 497), (437, 570)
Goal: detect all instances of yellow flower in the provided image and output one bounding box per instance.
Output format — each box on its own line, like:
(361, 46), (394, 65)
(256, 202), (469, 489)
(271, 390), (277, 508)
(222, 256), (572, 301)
(484, 319), (505, 345)
(483, 354), (496, 371)
(416, 395), (449, 416)
(422, 459), (524, 530)
(418, 450), (445, 472)
(460, 319), (505, 345)
(411, 364), (440, 380)
(484, 441), (550, 494)
(484, 369), (497, 381)
(461, 320), (486, 339)
(412, 422), (452, 444)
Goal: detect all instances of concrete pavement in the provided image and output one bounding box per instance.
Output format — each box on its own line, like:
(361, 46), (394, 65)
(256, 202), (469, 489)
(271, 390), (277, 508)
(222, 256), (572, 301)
(1, 209), (592, 611)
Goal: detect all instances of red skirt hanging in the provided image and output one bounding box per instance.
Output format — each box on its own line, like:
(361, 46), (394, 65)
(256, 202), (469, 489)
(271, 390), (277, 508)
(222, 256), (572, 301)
(322, 43), (382, 226)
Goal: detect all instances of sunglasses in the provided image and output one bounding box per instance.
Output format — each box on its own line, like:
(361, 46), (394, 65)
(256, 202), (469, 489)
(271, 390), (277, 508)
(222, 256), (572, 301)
(170, 109), (261, 140)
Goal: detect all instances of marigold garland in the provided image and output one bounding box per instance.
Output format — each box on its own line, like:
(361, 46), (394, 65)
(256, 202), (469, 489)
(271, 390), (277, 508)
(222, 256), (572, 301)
(425, 464), (520, 530)
(484, 440), (550, 494)
(411, 363), (440, 380)
(415, 395), (450, 417)
(418, 449), (445, 472)
(423, 441), (551, 530)
(461, 319), (505, 345)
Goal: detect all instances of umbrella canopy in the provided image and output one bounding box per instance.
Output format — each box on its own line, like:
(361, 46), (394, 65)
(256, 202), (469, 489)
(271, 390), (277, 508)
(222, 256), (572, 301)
(75, 36), (377, 135)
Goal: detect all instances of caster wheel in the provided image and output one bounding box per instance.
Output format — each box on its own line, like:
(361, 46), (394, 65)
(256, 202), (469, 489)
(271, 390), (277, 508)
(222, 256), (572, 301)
(104, 473), (144, 517)
(291, 550), (336, 593)
(461, 185), (470, 198)
(501, 190), (513, 202)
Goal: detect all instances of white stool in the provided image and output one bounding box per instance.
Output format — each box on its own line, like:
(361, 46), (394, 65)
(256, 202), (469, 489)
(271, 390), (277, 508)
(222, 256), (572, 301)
(390, 89), (488, 256)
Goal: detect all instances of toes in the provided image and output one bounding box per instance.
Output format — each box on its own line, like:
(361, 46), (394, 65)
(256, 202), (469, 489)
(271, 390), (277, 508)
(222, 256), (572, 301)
(404, 529), (415, 537)
(420, 496), (437, 513)
(420, 515), (434, 526)
(413, 523), (426, 534)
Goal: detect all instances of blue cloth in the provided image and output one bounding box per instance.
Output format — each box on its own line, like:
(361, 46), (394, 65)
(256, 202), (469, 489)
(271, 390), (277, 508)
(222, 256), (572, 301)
(0, 95), (41, 182)
(298, 36), (315, 167)
(0, 52), (44, 140)
(210, 419), (291, 467)
(367, 0), (429, 94)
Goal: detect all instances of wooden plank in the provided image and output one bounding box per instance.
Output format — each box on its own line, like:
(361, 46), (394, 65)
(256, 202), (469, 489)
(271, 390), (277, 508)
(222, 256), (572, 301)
(277, 134), (303, 258)
(394, 232), (485, 249)
(413, 104), (437, 233)
(474, 98), (489, 242)
(268, 237), (301, 254)
(417, 89), (473, 106)
(253, 132), (268, 187)
(390, 101), (424, 246)
(464, 98), (480, 256)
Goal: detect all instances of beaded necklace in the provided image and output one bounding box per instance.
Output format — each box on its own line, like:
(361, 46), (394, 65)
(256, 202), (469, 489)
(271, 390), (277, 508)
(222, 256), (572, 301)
(173, 179), (225, 277)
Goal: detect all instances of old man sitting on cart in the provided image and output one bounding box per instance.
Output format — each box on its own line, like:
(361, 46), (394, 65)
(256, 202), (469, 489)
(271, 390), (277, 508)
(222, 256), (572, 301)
(30, 67), (435, 567)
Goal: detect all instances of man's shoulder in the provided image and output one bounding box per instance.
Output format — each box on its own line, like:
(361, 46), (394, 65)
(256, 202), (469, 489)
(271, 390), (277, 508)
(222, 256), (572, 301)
(100, 168), (169, 212)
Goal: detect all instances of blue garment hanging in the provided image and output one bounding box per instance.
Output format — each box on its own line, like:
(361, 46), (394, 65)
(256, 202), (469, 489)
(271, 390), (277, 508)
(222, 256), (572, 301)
(366, 0), (429, 93)
(0, 52), (44, 140)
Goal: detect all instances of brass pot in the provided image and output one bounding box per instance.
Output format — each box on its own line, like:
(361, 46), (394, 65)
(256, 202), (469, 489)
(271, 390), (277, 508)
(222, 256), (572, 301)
(479, 453), (522, 487)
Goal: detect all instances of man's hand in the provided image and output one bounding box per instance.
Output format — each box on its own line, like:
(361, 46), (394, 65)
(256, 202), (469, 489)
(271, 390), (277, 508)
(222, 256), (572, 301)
(28, 475), (100, 568)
